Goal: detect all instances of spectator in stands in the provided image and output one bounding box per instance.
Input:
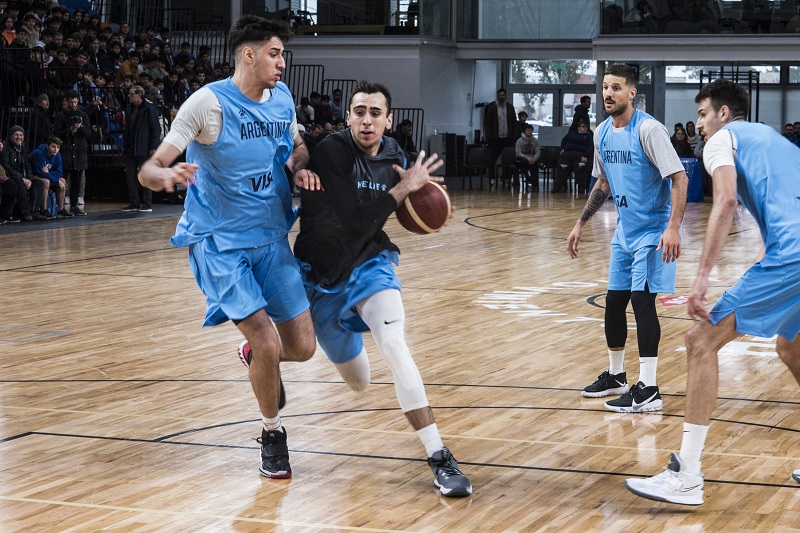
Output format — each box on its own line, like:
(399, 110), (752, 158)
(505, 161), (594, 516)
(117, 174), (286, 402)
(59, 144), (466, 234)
(29, 93), (53, 148)
(570, 95), (592, 131)
(159, 42), (175, 71)
(29, 135), (64, 218)
(122, 85), (161, 213)
(1, 126), (44, 221)
(162, 71), (181, 107)
(783, 123), (799, 146)
(303, 122), (321, 155)
(103, 40), (123, 73)
(671, 127), (693, 158)
(315, 93), (333, 126)
(194, 70), (207, 87)
(4, 26), (36, 103)
(174, 41), (194, 61)
(334, 117), (346, 131)
(22, 13), (39, 47)
(2, 14), (16, 45)
(134, 26), (150, 50)
(46, 15), (61, 36)
(554, 119), (593, 193)
(0, 142), (21, 224)
(122, 37), (134, 58)
(158, 26), (170, 43)
(685, 120), (701, 152)
(515, 123), (541, 191)
(390, 119), (419, 160)
(196, 47), (212, 76)
(118, 22), (131, 41)
(52, 90), (90, 215)
(517, 110), (529, 135)
(60, 10), (76, 36)
(794, 121), (800, 139)
(49, 47), (77, 92)
(330, 87), (344, 121)
(484, 87), (518, 185)
(296, 96), (314, 126)
(116, 51), (140, 84)
(142, 53), (166, 81)
(86, 37), (105, 72)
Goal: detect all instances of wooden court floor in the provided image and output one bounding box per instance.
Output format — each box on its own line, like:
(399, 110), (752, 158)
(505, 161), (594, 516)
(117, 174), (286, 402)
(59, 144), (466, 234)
(1, 185), (798, 532)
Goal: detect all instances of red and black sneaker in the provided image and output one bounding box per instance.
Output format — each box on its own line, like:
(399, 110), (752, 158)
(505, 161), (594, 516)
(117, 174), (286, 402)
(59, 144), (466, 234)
(238, 341), (286, 409)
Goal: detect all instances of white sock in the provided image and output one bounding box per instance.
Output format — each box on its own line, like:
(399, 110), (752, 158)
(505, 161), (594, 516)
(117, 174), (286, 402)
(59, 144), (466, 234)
(609, 349), (625, 375)
(262, 415), (282, 432)
(416, 423), (444, 457)
(639, 357), (658, 387)
(679, 422), (709, 474)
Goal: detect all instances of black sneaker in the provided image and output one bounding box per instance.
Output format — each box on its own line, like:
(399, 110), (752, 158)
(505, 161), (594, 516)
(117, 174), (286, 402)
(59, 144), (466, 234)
(57, 209), (74, 218)
(121, 203), (139, 212)
(71, 206), (87, 216)
(238, 341), (286, 409)
(604, 381), (662, 413)
(32, 212), (46, 221)
(581, 370), (628, 398)
(257, 427), (291, 478)
(4, 217), (21, 223)
(428, 448), (472, 497)
(40, 210), (56, 220)
(23, 214), (34, 222)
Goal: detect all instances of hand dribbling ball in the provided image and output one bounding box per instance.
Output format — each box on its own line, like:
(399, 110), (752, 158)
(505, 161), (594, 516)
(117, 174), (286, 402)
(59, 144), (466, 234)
(395, 181), (451, 234)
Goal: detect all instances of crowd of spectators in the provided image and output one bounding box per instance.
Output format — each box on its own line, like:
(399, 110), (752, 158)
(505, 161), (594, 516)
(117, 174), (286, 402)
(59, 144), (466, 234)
(0, 0), (236, 223)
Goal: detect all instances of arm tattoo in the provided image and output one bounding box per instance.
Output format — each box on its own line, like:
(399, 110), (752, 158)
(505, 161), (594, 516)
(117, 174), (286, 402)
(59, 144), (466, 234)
(579, 189), (608, 223)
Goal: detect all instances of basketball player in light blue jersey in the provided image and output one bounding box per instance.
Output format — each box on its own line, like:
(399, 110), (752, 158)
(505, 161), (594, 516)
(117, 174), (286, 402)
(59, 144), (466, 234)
(138, 16), (322, 480)
(567, 64), (688, 413)
(626, 79), (800, 505)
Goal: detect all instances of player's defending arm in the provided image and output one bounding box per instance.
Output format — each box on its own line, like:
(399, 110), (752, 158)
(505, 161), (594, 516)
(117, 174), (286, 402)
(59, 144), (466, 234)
(658, 169), (688, 263)
(567, 177), (611, 259)
(138, 142), (198, 192)
(687, 165), (737, 320)
(288, 124), (322, 191)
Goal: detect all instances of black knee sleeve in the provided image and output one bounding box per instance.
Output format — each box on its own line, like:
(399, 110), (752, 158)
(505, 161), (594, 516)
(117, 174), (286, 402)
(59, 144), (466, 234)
(605, 290), (631, 348)
(631, 290), (660, 358)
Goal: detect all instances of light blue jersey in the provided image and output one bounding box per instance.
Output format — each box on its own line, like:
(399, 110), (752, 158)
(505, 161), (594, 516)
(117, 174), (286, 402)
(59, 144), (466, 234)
(724, 121), (800, 265)
(708, 121), (800, 339)
(596, 109), (673, 250)
(171, 79), (295, 251)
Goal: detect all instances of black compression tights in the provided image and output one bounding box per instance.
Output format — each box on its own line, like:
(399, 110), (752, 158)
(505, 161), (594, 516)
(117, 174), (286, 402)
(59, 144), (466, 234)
(605, 287), (660, 358)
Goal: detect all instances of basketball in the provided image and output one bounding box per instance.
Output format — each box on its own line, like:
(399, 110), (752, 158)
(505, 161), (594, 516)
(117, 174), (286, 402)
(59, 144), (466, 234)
(395, 181), (452, 234)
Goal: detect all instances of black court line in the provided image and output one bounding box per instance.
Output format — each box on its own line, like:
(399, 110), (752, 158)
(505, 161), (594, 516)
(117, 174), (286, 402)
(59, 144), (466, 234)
(3, 378), (799, 408)
(587, 293), (695, 322)
(5, 430), (796, 491)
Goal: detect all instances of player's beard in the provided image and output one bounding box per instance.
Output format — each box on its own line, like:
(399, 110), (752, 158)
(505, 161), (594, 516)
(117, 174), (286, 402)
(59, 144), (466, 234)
(607, 99), (628, 117)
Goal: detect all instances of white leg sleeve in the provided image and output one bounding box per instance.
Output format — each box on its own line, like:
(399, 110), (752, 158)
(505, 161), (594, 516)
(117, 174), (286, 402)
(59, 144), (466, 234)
(357, 289), (429, 412)
(333, 347), (371, 392)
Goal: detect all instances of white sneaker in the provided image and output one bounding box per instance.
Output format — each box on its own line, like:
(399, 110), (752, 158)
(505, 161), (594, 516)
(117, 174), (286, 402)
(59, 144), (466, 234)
(77, 196), (85, 206)
(65, 196), (70, 206)
(625, 453), (704, 506)
(793, 469), (800, 483)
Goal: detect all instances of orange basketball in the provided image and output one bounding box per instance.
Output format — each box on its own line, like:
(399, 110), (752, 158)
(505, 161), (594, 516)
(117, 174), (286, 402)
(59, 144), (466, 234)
(395, 181), (451, 234)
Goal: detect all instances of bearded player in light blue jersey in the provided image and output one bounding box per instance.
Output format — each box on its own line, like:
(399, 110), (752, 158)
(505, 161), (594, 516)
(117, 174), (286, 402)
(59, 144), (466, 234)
(626, 79), (800, 505)
(567, 64), (688, 414)
(139, 16), (322, 480)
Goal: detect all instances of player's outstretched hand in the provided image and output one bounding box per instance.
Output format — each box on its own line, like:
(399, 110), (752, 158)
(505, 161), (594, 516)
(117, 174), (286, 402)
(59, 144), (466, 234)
(160, 162), (198, 192)
(567, 221), (584, 259)
(294, 168), (323, 191)
(657, 227), (681, 263)
(686, 276), (710, 321)
(392, 150), (444, 193)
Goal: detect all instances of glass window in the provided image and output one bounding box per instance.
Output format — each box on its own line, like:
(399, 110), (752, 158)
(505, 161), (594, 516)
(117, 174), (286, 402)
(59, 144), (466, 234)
(665, 65), (719, 84)
(512, 92), (554, 127)
(510, 60), (596, 85)
(791, 67), (800, 83)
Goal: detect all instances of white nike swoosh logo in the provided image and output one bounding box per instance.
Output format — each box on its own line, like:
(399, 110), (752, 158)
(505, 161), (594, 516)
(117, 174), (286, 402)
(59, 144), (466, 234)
(631, 392), (658, 409)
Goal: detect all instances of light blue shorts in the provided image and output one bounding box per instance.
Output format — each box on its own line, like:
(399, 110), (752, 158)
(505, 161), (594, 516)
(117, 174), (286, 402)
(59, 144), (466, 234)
(607, 243), (677, 293)
(710, 261), (800, 340)
(188, 236), (309, 327)
(302, 250), (401, 364)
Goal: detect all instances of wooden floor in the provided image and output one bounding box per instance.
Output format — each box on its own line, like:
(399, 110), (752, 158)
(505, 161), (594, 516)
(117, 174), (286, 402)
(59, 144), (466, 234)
(1, 184), (799, 532)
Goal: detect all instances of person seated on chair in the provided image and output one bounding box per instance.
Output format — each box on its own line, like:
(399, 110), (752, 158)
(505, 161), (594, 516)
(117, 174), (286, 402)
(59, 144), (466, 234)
(390, 119), (419, 160)
(554, 120), (593, 193)
(515, 123), (541, 191)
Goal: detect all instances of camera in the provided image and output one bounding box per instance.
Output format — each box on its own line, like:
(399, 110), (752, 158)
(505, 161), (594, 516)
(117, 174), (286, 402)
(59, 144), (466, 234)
(72, 116), (83, 124)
